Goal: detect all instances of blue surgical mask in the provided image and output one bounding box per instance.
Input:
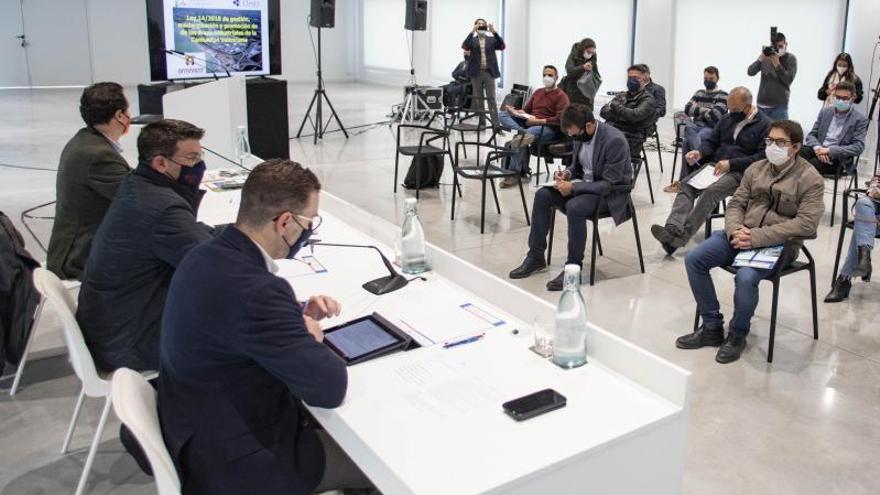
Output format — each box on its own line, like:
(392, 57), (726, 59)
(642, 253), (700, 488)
(833, 100), (852, 112)
(626, 77), (641, 93)
(283, 225), (313, 259)
(177, 160), (206, 189)
(704, 79), (717, 91)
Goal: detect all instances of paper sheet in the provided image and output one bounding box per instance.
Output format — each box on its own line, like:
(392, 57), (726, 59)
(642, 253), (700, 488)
(687, 165), (726, 190)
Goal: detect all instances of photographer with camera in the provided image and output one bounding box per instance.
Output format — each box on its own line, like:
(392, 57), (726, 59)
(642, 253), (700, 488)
(747, 29), (797, 121)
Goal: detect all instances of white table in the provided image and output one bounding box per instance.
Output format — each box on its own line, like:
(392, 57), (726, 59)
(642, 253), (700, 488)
(198, 181), (691, 495)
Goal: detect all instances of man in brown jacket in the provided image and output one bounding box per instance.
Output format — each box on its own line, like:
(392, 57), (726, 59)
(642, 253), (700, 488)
(675, 120), (824, 364)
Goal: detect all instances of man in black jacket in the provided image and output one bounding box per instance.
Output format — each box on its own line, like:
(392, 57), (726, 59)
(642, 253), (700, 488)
(651, 87), (771, 254)
(637, 64), (667, 121)
(159, 159), (372, 494)
(46, 82), (132, 280)
(600, 65), (656, 162)
(76, 119), (220, 373)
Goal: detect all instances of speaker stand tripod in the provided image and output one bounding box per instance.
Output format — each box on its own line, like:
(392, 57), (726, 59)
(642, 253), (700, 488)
(398, 30), (431, 125)
(296, 26), (348, 144)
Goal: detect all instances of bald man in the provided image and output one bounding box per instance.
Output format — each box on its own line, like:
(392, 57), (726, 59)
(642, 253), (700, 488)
(651, 87), (772, 255)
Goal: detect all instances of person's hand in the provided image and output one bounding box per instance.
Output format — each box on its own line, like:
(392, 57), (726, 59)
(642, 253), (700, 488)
(758, 52), (767, 62)
(304, 316), (324, 343)
(583, 61), (593, 72)
(488, 23), (495, 33)
(816, 147), (830, 156)
(554, 169), (571, 181)
(730, 227), (752, 250)
(819, 154), (832, 164)
(829, 83), (838, 92)
(685, 150), (701, 165)
(303, 295), (341, 321)
(555, 180), (574, 197)
(525, 118), (544, 127)
(714, 160), (730, 176)
(769, 54), (781, 67)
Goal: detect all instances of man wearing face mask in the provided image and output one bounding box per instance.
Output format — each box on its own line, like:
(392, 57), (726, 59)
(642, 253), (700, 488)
(499, 65), (570, 187)
(747, 31), (797, 121)
(509, 104), (632, 291)
(675, 66), (729, 183)
(599, 65), (656, 162)
(76, 119), (221, 374)
(462, 18), (506, 130)
(637, 64), (666, 121)
(652, 87), (770, 255)
(47, 82), (132, 280)
(159, 159), (373, 494)
(801, 81), (868, 176)
(677, 120), (824, 364)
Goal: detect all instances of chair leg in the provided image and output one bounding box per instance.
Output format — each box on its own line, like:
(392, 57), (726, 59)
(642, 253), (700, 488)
(654, 132), (664, 173)
(631, 202), (645, 273)
(547, 209), (556, 265)
(461, 130), (467, 159)
(415, 154), (421, 200)
(10, 298), (45, 396)
(831, 210), (848, 283)
(830, 174), (839, 227)
(480, 179), (487, 234)
(74, 395), (112, 495)
(451, 175), (458, 220)
(643, 152), (655, 204)
(489, 178), (501, 214)
(393, 151), (400, 193)
(62, 386), (86, 454)
(517, 179), (530, 226)
(767, 281), (780, 363)
(589, 220), (598, 285)
(671, 144), (679, 185)
(809, 265), (819, 340)
(596, 229), (604, 256)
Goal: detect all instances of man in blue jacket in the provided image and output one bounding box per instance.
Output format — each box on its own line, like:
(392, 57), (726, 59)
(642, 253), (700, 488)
(508, 104), (633, 291)
(801, 81), (868, 176)
(461, 18), (505, 130)
(159, 159), (373, 494)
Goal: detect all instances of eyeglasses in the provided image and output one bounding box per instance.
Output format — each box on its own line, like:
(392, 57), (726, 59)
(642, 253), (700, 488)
(166, 152), (204, 167)
(765, 138), (792, 147)
(274, 212), (322, 233)
(833, 95), (853, 102)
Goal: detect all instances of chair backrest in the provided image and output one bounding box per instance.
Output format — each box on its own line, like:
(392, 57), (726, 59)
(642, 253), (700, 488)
(32, 267), (107, 397)
(112, 368), (181, 495)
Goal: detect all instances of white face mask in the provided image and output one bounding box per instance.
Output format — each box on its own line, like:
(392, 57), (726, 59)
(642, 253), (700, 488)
(542, 76), (556, 88)
(765, 143), (791, 166)
(583, 51), (593, 60)
(777, 47), (786, 56)
(836, 65), (848, 75)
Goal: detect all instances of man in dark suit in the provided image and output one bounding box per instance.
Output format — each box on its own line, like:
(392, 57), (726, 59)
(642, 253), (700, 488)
(801, 81), (869, 175)
(461, 18), (506, 129)
(46, 82), (131, 280)
(509, 104), (633, 291)
(159, 159), (373, 494)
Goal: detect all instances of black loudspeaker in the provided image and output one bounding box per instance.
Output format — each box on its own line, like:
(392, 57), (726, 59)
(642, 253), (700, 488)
(246, 78), (290, 160)
(404, 0), (427, 31)
(310, 0), (335, 28)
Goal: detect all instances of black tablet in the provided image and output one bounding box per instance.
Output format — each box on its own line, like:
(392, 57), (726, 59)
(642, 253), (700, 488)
(323, 313), (415, 365)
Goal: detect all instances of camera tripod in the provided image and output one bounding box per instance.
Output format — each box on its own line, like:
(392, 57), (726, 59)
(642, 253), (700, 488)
(296, 26), (348, 144)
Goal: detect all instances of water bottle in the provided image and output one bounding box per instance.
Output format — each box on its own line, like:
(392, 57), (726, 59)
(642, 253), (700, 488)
(235, 125), (251, 164)
(400, 198), (428, 274)
(552, 264), (589, 368)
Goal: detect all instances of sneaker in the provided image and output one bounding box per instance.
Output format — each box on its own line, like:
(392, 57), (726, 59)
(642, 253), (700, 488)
(650, 225), (678, 256)
(508, 133), (536, 149)
(715, 333), (747, 364)
(546, 269), (581, 291)
(675, 325), (724, 349)
(508, 256), (547, 279)
(500, 176), (520, 189)
(663, 181), (681, 193)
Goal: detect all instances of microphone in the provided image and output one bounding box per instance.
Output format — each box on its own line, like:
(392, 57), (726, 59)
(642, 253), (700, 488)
(307, 240), (409, 295)
(164, 49), (230, 80)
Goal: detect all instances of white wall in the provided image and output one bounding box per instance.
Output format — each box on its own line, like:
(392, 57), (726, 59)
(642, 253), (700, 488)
(845, 0), (879, 170)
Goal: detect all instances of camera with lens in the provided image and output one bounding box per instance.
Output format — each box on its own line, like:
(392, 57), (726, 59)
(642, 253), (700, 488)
(762, 26), (778, 57)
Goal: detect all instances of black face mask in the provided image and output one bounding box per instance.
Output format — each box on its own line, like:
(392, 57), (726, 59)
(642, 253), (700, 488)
(570, 124), (595, 142)
(177, 160), (206, 189)
(729, 111), (746, 123)
(283, 225), (313, 260)
(477, 25), (488, 31)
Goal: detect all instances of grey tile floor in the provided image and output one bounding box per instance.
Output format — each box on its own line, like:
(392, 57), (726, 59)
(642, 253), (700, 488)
(0, 83), (878, 494)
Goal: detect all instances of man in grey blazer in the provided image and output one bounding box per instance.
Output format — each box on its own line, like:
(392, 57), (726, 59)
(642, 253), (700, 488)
(46, 82), (131, 280)
(801, 81), (869, 175)
(509, 104), (633, 291)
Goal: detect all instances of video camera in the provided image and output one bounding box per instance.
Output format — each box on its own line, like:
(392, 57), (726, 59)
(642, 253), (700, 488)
(762, 26), (779, 57)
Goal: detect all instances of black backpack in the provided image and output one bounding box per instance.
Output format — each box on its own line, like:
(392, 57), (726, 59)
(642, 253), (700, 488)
(0, 211), (40, 375)
(403, 155), (445, 190)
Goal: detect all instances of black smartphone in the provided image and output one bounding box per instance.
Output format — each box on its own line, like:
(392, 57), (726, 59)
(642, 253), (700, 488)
(502, 389), (567, 421)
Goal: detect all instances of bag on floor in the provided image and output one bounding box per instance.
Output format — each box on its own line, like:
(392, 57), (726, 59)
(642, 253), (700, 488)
(403, 155), (444, 190)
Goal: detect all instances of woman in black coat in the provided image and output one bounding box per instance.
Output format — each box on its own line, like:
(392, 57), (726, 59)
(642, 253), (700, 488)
(817, 52), (864, 107)
(560, 38), (602, 112)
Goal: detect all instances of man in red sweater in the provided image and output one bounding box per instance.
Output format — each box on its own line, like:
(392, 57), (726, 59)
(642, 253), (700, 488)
(499, 65), (570, 187)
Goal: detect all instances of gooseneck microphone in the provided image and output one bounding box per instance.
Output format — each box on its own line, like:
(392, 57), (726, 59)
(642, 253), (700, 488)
(307, 240), (409, 295)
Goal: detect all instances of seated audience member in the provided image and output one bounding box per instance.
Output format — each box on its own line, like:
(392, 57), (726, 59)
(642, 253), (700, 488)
(441, 54), (471, 109)
(801, 81), (868, 176)
(46, 82), (132, 280)
(638, 64), (667, 121)
(159, 159), (373, 494)
(77, 119), (221, 373)
(651, 87), (770, 255)
(747, 31), (797, 121)
(600, 65), (656, 162)
(508, 104), (632, 291)
(559, 38), (601, 113)
(676, 120), (824, 364)
(818, 52), (864, 107)
(825, 176), (880, 302)
(674, 66), (729, 182)
(498, 65), (569, 187)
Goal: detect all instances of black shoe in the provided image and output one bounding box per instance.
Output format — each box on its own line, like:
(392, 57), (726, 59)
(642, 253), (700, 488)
(715, 333), (747, 364)
(824, 275), (852, 303)
(650, 225), (678, 256)
(508, 256), (547, 279)
(852, 246), (872, 279)
(675, 324), (724, 349)
(120, 424), (153, 477)
(546, 269), (581, 291)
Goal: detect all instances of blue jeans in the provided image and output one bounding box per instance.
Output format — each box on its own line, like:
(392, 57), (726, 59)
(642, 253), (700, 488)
(499, 111), (561, 173)
(680, 122), (714, 180)
(685, 230), (784, 336)
(840, 196), (880, 276)
(758, 105), (788, 121)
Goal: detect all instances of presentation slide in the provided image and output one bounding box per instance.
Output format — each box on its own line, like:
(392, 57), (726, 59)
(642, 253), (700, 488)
(163, 0), (270, 79)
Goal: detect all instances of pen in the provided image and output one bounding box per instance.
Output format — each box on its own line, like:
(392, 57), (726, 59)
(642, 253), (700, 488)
(443, 333), (485, 349)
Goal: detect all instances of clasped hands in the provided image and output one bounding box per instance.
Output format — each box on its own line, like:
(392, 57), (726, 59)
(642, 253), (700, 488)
(730, 227), (753, 250)
(553, 169), (574, 197)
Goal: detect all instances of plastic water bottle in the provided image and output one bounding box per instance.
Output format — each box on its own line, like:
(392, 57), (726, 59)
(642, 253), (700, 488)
(552, 264), (589, 368)
(235, 125), (251, 164)
(400, 198), (428, 274)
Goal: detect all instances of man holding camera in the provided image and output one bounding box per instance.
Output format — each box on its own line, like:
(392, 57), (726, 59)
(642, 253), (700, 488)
(747, 30), (797, 121)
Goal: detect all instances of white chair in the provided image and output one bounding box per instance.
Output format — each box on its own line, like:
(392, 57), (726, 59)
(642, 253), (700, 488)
(8, 272), (80, 396)
(111, 368), (181, 495)
(32, 267), (156, 495)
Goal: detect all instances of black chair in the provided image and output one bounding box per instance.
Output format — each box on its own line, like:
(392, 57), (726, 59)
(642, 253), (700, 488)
(692, 230), (819, 363)
(639, 144), (656, 204)
(450, 142), (530, 234)
(670, 121), (689, 185)
(818, 156), (858, 227)
(545, 159), (647, 285)
(702, 201), (729, 240)
(647, 126), (664, 173)
(831, 188), (879, 282)
(393, 112), (453, 200)
(445, 95), (500, 162)
(527, 124), (567, 186)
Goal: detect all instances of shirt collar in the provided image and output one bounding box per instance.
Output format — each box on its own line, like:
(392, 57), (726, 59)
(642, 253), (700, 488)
(96, 129), (123, 154)
(253, 240), (279, 274)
